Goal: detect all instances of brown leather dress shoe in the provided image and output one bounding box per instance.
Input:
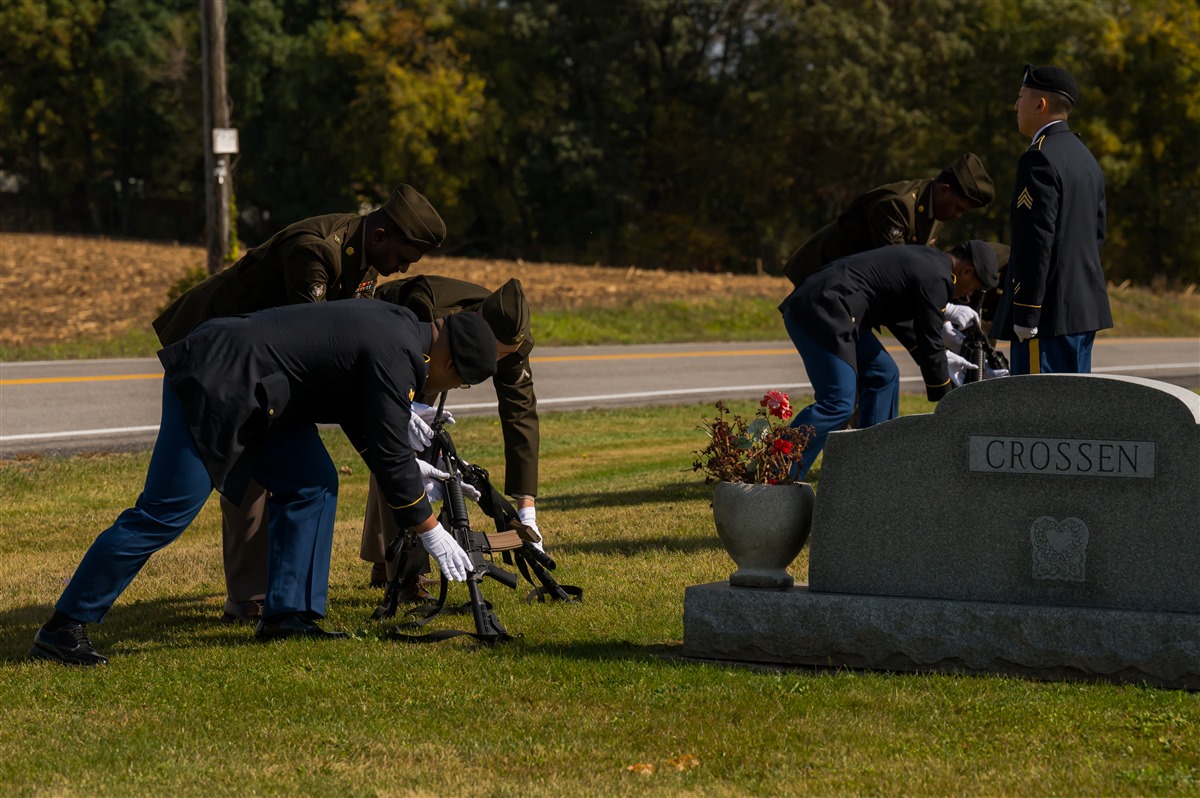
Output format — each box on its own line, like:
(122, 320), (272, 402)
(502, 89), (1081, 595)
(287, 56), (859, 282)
(220, 599), (264, 625)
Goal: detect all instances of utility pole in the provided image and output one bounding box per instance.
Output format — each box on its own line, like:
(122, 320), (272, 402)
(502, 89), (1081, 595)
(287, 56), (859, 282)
(200, 0), (233, 275)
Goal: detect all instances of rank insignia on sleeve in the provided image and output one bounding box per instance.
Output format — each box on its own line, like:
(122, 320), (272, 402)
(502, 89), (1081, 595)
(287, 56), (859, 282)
(408, 388), (415, 401)
(1016, 188), (1034, 210)
(310, 283), (326, 300)
(888, 226), (902, 240)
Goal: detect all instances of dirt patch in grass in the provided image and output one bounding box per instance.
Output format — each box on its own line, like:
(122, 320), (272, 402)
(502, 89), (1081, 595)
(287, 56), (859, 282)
(0, 233), (790, 348)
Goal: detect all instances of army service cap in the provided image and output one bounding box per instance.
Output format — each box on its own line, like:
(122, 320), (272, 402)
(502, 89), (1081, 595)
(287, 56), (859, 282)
(480, 278), (530, 346)
(383, 184), (447, 254)
(1022, 63), (1078, 105)
(938, 153), (995, 208)
(444, 311), (498, 386)
(966, 240), (1000, 290)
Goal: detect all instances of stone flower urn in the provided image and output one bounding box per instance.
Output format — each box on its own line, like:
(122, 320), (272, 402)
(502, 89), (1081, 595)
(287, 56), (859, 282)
(711, 481), (815, 589)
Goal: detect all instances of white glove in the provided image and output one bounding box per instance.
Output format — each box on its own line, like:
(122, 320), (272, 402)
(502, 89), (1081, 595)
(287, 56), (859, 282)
(946, 350), (979, 387)
(408, 412), (434, 451)
(517, 505), (544, 552)
(1013, 324), (1038, 342)
(417, 459), (450, 482)
(418, 523), (472, 582)
(412, 402), (454, 427)
(941, 321), (965, 353)
(943, 303), (980, 330)
(422, 461), (483, 503)
(984, 364), (1009, 379)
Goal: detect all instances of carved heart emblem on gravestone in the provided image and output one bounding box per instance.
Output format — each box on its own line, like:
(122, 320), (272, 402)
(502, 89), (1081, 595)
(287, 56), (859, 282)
(1044, 523), (1074, 553)
(1030, 516), (1089, 582)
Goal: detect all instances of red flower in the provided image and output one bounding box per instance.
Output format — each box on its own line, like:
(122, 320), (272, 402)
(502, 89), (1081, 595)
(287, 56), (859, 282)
(773, 439), (793, 455)
(760, 390), (792, 420)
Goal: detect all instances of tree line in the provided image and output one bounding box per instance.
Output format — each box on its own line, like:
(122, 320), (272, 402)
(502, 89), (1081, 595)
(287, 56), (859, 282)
(1, 0), (1196, 283)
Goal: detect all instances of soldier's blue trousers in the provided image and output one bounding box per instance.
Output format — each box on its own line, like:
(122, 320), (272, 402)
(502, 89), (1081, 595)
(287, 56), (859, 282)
(784, 314), (899, 480)
(1009, 331), (1095, 375)
(56, 379), (338, 624)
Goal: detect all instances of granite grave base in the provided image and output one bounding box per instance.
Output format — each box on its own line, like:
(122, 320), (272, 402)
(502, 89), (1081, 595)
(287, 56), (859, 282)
(683, 581), (1200, 690)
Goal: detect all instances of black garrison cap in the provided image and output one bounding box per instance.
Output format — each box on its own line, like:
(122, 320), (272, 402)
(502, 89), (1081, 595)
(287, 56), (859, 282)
(966, 240), (1000, 290)
(1022, 63), (1078, 105)
(444, 312), (498, 385)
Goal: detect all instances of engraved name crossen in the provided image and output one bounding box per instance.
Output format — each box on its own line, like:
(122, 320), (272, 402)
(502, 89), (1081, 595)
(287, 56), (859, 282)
(969, 436), (1155, 478)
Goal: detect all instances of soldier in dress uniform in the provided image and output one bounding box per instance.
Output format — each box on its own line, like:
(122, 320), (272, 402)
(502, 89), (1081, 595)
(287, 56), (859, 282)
(217, 275), (543, 605)
(363, 275), (541, 598)
(152, 184), (447, 624)
(30, 303), (498, 665)
(782, 152), (996, 287)
(992, 64), (1112, 374)
(780, 241), (999, 481)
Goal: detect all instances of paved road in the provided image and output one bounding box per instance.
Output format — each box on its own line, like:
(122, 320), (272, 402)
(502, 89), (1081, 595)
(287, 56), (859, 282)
(2, 337), (1197, 458)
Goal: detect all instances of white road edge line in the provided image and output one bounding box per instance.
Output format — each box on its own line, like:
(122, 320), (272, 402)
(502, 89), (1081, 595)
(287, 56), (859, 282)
(2, 363), (1195, 444)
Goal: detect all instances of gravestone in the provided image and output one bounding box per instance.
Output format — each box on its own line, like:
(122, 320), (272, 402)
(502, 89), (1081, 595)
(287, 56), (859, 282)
(683, 375), (1200, 689)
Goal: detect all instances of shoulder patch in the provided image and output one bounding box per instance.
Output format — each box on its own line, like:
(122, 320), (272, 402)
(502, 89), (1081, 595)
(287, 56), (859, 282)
(1016, 188), (1033, 210)
(310, 282), (326, 300)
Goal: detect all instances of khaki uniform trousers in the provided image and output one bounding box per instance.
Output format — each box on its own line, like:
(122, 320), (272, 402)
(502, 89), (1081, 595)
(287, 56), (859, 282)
(221, 474), (416, 613)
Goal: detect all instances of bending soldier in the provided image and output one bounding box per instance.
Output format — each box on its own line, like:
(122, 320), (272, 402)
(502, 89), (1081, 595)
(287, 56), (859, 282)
(783, 153), (995, 287)
(780, 241), (999, 480)
(153, 184), (447, 624)
(363, 275), (541, 599)
(30, 304), (497, 665)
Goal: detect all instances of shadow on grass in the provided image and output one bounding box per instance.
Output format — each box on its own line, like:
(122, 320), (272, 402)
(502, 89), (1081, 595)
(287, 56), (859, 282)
(553, 535), (721, 556)
(0, 594), (261, 664)
(540, 481), (712, 512)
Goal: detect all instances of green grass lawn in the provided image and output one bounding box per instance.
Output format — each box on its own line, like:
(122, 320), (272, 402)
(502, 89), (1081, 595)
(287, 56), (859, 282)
(1, 400), (1198, 796)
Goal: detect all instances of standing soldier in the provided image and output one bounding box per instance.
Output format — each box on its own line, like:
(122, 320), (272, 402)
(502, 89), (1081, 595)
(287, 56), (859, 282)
(153, 184), (447, 624)
(992, 64), (1112, 374)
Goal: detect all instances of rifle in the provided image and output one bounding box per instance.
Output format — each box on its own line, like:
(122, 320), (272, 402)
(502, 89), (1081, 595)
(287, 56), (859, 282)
(375, 392), (582, 644)
(958, 320), (1010, 384)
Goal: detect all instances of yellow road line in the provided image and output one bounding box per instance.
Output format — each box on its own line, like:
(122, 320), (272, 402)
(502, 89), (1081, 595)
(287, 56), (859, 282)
(1, 373), (163, 386)
(0, 338), (1189, 386)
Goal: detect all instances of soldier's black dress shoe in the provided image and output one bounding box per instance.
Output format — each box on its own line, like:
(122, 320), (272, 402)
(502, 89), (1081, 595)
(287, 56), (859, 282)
(29, 623), (109, 666)
(254, 614), (347, 641)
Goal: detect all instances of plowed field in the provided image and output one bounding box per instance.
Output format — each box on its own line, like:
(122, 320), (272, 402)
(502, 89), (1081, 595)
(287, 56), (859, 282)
(0, 233), (789, 348)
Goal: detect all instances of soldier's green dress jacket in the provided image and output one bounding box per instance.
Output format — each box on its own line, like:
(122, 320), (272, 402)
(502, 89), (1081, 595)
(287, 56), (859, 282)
(374, 275), (540, 498)
(154, 213), (370, 346)
(783, 178), (942, 286)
